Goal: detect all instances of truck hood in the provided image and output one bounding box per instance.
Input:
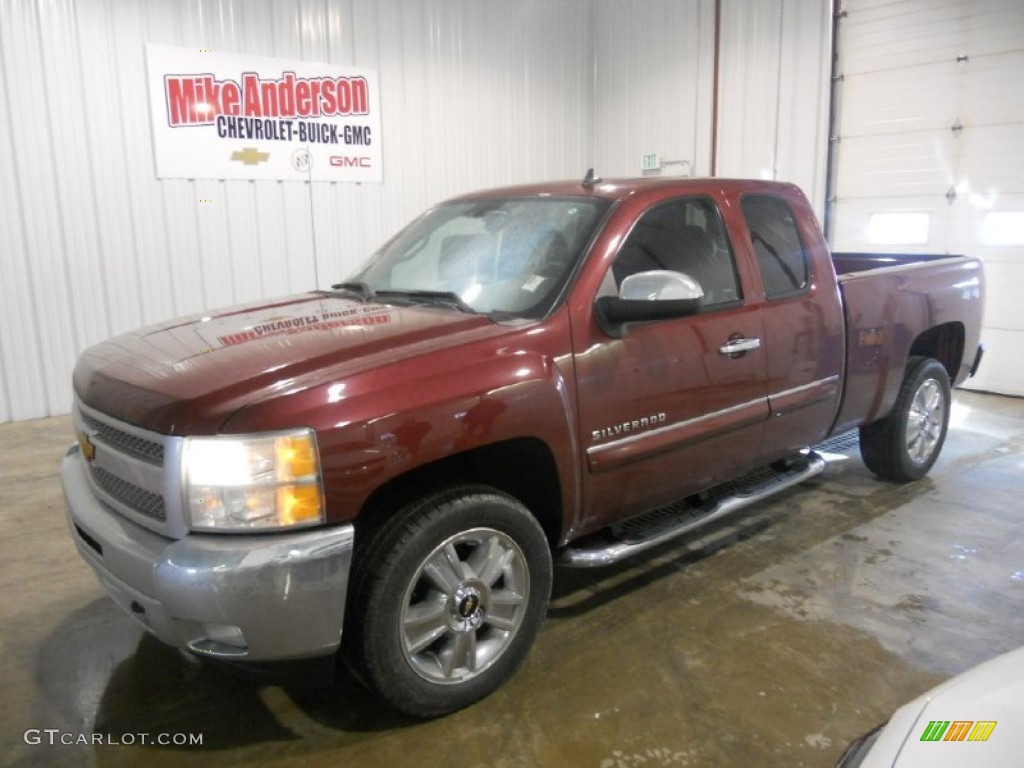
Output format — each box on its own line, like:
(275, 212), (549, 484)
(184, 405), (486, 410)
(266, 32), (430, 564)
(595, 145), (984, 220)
(73, 293), (503, 435)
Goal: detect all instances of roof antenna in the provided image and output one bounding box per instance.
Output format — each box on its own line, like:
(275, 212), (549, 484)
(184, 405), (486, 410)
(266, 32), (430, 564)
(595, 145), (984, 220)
(582, 167), (601, 188)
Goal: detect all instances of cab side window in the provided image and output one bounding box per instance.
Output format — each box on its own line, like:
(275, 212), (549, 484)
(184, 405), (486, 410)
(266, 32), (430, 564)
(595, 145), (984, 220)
(740, 195), (810, 298)
(604, 197), (741, 307)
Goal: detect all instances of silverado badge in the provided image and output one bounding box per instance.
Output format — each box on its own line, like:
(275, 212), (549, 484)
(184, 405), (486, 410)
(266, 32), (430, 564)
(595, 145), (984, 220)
(591, 412), (667, 443)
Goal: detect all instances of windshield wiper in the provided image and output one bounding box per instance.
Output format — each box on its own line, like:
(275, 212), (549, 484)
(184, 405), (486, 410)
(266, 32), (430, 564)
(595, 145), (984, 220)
(330, 280), (374, 301)
(374, 289), (477, 314)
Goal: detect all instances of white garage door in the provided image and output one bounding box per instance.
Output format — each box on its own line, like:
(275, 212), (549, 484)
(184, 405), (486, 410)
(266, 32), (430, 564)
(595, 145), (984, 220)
(830, 0), (1024, 396)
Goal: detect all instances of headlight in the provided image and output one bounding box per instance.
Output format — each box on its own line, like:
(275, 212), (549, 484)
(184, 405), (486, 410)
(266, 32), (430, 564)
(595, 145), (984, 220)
(183, 429), (325, 532)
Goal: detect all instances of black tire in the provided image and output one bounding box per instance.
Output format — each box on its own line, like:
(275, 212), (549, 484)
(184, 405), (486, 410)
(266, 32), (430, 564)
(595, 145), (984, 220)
(344, 486), (552, 717)
(859, 356), (952, 482)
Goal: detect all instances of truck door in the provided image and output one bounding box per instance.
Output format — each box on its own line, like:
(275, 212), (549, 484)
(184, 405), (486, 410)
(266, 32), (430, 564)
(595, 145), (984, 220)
(738, 193), (844, 456)
(572, 195), (770, 535)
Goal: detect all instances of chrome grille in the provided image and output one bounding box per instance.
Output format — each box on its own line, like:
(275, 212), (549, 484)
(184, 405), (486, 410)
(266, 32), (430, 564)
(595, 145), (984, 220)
(81, 411), (164, 465)
(89, 465), (167, 522)
(75, 398), (185, 538)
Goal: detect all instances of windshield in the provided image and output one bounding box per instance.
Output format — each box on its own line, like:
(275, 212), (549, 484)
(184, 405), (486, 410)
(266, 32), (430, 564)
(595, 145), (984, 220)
(345, 196), (610, 318)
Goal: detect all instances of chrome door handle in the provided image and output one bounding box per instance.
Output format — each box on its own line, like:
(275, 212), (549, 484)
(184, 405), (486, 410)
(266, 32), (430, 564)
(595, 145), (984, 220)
(719, 337), (761, 356)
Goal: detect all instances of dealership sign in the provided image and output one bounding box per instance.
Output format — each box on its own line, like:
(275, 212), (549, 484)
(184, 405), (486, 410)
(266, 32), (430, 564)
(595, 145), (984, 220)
(146, 44), (381, 182)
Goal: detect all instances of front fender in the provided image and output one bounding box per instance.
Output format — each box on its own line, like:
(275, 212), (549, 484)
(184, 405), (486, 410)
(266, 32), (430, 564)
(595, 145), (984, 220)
(223, 311), (581, 537)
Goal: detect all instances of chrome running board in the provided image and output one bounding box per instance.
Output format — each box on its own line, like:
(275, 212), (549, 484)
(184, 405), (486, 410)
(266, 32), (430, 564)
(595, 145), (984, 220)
(558, 450), (826, 568)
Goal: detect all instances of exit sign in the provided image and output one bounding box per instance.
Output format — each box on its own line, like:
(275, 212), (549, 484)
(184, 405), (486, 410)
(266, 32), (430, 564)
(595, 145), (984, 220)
(641, 153), (660, 171)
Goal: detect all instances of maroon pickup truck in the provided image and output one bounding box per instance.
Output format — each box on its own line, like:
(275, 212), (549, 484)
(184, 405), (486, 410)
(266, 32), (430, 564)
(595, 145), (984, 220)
(63, 175), (984, 716)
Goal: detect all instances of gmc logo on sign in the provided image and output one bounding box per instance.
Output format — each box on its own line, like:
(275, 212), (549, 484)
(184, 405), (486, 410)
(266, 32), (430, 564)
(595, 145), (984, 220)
(330, 156), (372, 168)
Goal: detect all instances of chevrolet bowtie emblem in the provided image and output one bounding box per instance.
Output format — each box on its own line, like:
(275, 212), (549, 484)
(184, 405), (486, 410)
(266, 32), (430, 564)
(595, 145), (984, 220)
(77, 431), (96, 462)
(231, 147), (270, 166)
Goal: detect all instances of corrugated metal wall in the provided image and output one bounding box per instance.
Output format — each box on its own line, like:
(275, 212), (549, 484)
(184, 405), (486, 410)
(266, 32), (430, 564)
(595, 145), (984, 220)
(715, 0), (833, 217)
(0, 0), (595, 422)
(0, 0), (833, 423)
(593, 0), (832, 219)
(593, 0), (717, 178)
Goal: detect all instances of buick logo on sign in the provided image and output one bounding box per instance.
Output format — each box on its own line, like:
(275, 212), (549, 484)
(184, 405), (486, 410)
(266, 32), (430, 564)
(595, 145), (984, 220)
(291, 148), (313, 172)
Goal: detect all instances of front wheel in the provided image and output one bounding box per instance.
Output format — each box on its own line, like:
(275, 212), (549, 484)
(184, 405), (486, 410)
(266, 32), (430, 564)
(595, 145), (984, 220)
(859, 357), (952, 482)
(345, 486), (552, 717)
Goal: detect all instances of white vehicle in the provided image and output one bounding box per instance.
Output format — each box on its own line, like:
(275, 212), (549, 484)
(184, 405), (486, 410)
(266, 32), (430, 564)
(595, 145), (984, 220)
(838, 647), (1024, 766)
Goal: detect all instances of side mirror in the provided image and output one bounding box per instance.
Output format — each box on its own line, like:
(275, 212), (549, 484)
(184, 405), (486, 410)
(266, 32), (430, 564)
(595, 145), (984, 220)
(596, 270), (704, 331)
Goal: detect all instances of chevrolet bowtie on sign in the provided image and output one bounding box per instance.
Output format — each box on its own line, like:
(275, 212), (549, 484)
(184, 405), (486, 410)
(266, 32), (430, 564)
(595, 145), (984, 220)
(146, 44), (382, 182)
(230, 147), (270, 166)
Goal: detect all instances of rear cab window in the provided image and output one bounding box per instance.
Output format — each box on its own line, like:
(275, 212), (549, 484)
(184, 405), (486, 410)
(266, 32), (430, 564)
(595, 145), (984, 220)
(740, 195), (810, 299)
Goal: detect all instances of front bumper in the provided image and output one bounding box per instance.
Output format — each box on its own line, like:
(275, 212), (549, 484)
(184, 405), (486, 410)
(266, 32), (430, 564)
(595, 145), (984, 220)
(62, 445), (354, 661)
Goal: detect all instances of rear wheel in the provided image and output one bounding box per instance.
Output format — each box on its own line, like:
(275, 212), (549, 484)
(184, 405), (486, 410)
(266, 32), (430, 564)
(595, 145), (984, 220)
(859, 357), (951, 482)
(345, 486), (552, 717)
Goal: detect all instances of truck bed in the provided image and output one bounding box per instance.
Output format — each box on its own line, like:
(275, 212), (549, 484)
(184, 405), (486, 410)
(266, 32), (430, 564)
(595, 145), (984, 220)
(832, 251), (967, 277)
(830, 252), (984, 435)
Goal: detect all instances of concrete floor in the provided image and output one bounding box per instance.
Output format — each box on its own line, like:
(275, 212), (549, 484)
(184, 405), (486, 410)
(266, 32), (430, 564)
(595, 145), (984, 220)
(2, 390), (1023, 767)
